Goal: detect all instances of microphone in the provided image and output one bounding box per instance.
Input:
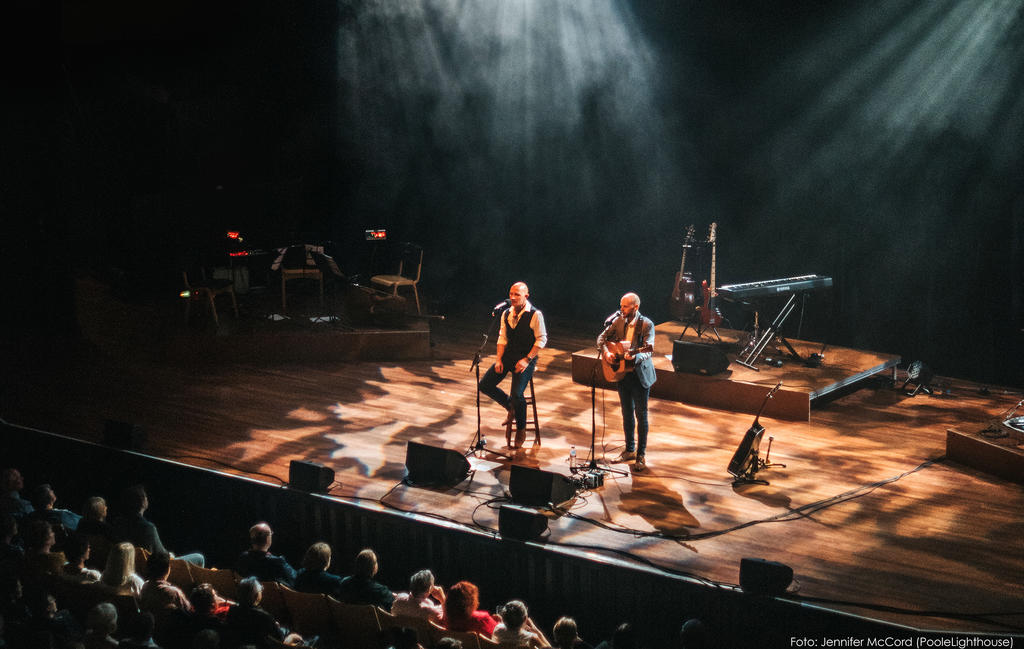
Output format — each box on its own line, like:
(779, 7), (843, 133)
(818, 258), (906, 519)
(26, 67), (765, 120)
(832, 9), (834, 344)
(603, 310), (621, 326)
(491, 299), (511, 315)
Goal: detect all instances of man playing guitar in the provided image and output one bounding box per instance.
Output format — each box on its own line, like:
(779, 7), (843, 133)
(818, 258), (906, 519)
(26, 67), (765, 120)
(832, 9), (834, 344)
(598, 292), (657, 473)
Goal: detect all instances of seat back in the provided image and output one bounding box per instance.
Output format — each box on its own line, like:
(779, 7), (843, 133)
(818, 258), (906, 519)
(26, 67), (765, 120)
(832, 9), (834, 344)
(278, 586), (332, 637)
(431, 622), (484, 649)
(133, 546), (150, 577)
(397, 245), (423, 283)
(188, 565), (240, 601)
(327, 599), (382, 649)
(382, 613), (441, 648)
(166, 558), (194, 591)
(258, 580), (290, 625)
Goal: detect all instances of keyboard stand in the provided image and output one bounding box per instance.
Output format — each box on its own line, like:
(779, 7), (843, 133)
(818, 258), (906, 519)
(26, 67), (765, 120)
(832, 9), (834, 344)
(736, 293), (804, 370)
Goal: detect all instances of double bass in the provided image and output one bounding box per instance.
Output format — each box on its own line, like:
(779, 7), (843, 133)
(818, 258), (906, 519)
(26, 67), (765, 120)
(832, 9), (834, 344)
(698, 222), (723, 329)
(669, 225), (698, 321)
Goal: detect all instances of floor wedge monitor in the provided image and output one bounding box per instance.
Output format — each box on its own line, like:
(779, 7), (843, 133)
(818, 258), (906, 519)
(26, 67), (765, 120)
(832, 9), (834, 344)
(672, 340), (729, 375)
(404, 441), (471, 486)
(508, 464), (576, 507)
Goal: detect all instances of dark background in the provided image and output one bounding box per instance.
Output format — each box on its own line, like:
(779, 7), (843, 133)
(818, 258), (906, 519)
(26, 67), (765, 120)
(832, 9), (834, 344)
(3, 0), (1021, 386)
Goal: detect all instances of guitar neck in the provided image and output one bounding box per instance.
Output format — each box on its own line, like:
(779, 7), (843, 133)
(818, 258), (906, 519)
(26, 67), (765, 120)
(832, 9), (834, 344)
(709, 223), (717, 293)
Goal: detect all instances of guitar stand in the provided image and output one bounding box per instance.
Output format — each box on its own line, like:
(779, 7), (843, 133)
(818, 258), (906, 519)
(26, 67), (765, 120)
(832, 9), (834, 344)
(736, 293), (807, 370)
(732, 436), (786, 486)
(678, 313), (721, 343)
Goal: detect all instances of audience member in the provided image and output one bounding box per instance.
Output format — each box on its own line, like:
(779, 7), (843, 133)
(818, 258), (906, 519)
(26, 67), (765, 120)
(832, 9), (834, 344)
(234, 523), (296, 587)
(677, 618), (706, 649)
(386, 626), (424, 649)
(294, 542), (343, 598)
(435, 639), (464, 649)
(224, 577), (303, 649)
(25, 589), (82, 649)
(191, 629), (219, 649)
(336, 548), (393, 611)
(491, 599), (551, 648)
(112, 486), (204, 567)
(594, 622), (639, 649)
(163, 583), (229, 648)
(139, 552), (192, 614)
(83, 602), (118, 649)
(77, 497), (116, 568)
(391, 569), (444, 624)
(20, 520), (66, 579)
(61, 535), (102, 583)
(0, 469), (33, 519)
(443, 581), (498, 637)
(0, 515), (24, 578)
(552, 617), (592, 649)
(117, 611), (161, 649)
(97, 542), (144, 598)
(24, 484), (81, 552)
(0, 575), (31, 648)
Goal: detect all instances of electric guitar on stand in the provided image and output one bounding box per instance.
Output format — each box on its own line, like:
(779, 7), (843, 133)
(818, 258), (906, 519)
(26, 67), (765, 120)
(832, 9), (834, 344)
(698, 222), (723, 334)
(600, 341), (654, 382)
(669, 225), (698, 321)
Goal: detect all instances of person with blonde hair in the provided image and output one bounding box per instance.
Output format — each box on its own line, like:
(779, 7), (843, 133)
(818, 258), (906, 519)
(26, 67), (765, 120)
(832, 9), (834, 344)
(97, 541), (144, 597)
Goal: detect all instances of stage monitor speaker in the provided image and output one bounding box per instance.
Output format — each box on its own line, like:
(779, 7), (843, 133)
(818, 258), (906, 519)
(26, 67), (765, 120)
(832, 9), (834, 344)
(498, 504), (549, 541)
(739, 557), (793, 596)
(404, 441), (470, 486)
(102, 420), (147, 451)
(672, 340), (729, 376)
(508, 464), (576, 507)
(288, 460), (335, 493)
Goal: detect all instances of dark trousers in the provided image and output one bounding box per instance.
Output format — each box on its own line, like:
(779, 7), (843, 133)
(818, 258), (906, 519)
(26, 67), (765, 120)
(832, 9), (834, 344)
(479, 357), (537, 430)
(616, 371), (649, 456)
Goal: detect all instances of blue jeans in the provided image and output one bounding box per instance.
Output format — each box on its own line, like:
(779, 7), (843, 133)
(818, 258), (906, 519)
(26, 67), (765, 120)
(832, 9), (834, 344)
(479, 357), (537, 430)
(616, 372), (649, 456)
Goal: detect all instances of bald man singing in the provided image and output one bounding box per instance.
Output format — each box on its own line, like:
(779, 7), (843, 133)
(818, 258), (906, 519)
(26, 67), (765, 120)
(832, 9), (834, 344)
(479, 282), (548, 449)
(597, 292), (657, 472)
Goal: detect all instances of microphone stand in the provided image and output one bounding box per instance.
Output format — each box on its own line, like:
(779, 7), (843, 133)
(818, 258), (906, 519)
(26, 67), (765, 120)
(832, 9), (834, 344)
(586, 342), (628, 477)
(468, 308), (511, 459)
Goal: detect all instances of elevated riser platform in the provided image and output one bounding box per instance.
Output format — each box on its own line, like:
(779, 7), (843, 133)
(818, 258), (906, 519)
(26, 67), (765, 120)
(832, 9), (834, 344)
(572, 322), (900, 422)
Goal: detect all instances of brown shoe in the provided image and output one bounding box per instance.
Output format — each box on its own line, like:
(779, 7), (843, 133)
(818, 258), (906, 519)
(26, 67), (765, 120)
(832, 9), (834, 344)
(612, 450), (636, 463)
(633, 455), (646, 472)
(514, 427), (527, 449)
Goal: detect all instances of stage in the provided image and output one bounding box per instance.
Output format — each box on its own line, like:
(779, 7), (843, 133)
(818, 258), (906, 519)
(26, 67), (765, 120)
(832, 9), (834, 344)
(2, 280), (1023, 640)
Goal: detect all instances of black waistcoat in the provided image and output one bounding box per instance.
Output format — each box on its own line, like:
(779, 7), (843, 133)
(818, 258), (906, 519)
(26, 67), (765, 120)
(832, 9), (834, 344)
(501, 308), (537, 366)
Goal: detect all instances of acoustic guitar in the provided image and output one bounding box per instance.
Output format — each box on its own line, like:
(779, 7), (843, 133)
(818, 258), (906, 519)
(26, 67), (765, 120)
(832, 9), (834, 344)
(669, 225), (698, 320)
(727, 381), (782, 480)
(601, 341), (654, 382)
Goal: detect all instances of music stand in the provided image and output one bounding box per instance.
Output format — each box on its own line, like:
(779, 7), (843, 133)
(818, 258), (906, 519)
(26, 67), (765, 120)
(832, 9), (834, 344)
(310, 251), (347, 324)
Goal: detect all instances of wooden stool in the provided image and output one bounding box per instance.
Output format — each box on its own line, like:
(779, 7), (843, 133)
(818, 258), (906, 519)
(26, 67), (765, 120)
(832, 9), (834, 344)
(504, 375), (541, 448)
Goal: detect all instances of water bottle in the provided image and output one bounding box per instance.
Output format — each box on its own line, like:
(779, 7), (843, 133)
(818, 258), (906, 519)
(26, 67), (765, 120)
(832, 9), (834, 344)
(569, 445), (577, 470)
(480, 434), (487, 449)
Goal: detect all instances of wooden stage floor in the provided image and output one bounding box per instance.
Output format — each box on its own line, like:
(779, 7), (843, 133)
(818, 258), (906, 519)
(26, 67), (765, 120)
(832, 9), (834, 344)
(3, 282), (1023, 636)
